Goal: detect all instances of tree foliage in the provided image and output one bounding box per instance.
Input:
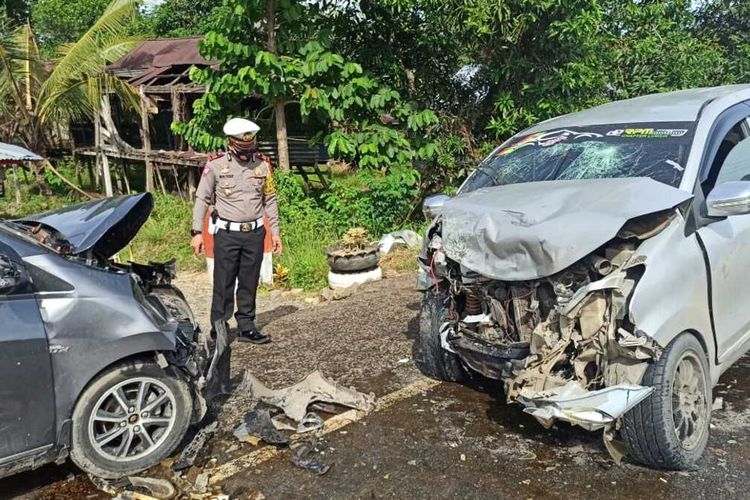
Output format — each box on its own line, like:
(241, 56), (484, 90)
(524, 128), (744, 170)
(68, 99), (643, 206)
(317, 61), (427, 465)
(0, 0), (141, 151)
(30, 0), (111, 54)
(176, 0), (438, 170)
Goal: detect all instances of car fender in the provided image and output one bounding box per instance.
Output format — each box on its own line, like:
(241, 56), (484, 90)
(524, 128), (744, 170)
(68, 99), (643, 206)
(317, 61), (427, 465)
(23, 253), (180, 442)
(627, 215), (718, 383)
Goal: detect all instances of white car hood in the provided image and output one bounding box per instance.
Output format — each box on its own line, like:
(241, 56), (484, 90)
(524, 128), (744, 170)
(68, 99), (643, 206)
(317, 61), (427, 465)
(441, 177), (693, 280)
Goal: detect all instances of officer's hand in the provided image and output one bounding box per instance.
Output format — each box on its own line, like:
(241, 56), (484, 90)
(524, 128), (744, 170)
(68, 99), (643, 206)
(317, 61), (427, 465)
(272, 235), (283, 255)
(191, 234), (204, 256)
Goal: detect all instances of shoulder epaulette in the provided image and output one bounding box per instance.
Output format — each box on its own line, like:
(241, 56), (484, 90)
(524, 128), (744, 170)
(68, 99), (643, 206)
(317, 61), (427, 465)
(207, 151), (226, 162)
(255, 153), (273, 166)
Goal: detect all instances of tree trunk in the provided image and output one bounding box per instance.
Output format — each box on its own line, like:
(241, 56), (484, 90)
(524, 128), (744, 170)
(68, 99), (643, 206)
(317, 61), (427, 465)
(274, 101), (290, 171)
(266, 0), (290, 171)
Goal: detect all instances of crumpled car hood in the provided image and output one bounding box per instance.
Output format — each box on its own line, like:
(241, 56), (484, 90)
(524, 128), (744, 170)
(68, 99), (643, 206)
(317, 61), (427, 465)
(17, 193), (153, 258)
(441, 177), (692, 280)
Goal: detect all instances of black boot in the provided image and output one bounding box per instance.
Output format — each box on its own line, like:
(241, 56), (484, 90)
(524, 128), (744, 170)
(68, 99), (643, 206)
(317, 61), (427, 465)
(237, 327), (271, 344)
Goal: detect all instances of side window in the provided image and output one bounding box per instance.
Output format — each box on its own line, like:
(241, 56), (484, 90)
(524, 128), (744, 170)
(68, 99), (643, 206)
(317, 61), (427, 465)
(703, 118), (749, 194)
(714, 137), (750, 186)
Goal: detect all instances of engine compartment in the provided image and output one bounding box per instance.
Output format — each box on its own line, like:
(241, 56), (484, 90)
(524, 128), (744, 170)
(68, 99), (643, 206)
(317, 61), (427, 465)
(422, 210), (674, 406)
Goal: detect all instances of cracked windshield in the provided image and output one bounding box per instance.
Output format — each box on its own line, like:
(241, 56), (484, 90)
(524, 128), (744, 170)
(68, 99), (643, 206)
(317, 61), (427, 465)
(463, 123), (696, 192)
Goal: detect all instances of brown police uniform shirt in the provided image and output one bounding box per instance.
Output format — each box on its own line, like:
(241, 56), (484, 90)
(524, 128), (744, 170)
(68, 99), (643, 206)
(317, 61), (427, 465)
(192, 152), (280, 236)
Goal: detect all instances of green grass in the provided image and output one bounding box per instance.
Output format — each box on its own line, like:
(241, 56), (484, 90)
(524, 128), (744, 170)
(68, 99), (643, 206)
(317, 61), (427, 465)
(276, 218), (337, 290)
(119, 193), (202, 272)
(0, 162), (422, 291)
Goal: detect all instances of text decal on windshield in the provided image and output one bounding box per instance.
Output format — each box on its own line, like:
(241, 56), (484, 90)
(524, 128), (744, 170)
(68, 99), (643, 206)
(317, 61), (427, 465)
(607, 128), (688, 138)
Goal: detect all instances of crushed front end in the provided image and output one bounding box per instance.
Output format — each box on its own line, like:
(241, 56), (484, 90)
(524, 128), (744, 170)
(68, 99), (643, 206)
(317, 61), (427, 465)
(417, 178), (693, 450)
(121, 259), (216, 422)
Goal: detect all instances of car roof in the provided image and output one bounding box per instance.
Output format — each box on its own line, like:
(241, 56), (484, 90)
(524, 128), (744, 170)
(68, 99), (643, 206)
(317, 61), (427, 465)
(523, 85), (750, 134)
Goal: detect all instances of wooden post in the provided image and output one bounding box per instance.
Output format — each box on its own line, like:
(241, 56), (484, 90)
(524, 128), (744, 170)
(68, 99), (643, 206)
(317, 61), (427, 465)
(120, 164), (131, 194)
(101, 153), (113, 197)
(94, 109), (103, 192)
(140, 86), (154, 192)
(98, 96), (114, 197)
(13, 164), (22, 205)
(187, 167), (196, 200)
(86, 159), (95, 190)
(155, 164), (167, 193)
(171, 89), (185, 151)
(114, 160), (124, 194)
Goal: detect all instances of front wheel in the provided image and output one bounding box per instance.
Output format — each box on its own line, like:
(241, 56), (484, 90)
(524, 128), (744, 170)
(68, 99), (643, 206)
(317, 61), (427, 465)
(70, 359), (193, 478)
(414, 288), (465, 382)
(622, 333), (711, 470)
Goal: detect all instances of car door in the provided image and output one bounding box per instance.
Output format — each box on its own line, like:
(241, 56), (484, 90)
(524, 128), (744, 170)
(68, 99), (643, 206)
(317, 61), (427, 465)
(0, 241), (56, 461)
(695, 104), (750, 363)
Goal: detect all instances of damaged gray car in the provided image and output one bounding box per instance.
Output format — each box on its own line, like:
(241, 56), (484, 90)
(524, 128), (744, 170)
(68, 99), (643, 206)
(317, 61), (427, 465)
(0, 193), (219, 479)
(416, 85), (750, 469)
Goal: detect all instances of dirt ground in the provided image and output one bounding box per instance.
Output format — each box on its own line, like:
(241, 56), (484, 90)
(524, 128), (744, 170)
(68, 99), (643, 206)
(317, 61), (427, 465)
(3, 271), (750, 499)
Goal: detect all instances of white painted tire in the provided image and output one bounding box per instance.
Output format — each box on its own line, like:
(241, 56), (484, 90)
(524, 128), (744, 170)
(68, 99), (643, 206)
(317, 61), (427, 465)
(328, 267), (382, 289)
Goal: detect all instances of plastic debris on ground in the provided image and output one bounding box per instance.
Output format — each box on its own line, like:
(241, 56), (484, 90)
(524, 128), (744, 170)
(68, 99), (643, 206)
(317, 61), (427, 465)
(238, 370), (375, 421)
(233, 407), (289, 446)
(125, 476), (176, 499)
(296, 412), (325, 433)
(289, 440), (332, 475)
(712, 397), (724, 411)
(379, 230), (421, 254)
(173, 421), (219, 471)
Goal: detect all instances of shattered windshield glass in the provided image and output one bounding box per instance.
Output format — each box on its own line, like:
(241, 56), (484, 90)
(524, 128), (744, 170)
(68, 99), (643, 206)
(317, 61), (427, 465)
(462, 122), (696, 192)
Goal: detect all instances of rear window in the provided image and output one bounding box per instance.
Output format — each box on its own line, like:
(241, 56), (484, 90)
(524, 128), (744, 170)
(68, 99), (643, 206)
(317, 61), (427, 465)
(461, 122), (696, 193)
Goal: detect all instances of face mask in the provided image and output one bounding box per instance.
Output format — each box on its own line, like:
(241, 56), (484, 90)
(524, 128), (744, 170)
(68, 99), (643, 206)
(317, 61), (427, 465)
(228, 136), (257, 160)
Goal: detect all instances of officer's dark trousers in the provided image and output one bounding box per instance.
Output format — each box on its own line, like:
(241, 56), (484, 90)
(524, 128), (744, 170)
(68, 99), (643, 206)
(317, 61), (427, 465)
(211, 226), (265, 332)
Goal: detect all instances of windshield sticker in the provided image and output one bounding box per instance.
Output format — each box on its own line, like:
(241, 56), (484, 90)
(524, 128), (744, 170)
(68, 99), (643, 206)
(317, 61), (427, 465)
(606, 128), (688, 138)
(665, 159), (684, 172)
(498, 129), (603, 156)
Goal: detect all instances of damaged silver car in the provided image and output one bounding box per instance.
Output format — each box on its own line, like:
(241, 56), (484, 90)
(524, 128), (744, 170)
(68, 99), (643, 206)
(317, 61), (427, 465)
(416, 85), (750, 469)
(0, 193), (219, 479)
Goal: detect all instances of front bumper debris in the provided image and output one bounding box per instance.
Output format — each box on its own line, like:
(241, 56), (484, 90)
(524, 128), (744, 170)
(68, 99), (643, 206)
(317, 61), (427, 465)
(516, 382), (654, 431)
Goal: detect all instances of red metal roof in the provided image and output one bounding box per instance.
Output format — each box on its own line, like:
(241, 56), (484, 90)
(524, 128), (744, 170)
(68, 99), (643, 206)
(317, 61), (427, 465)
(107, 36), (216, 73)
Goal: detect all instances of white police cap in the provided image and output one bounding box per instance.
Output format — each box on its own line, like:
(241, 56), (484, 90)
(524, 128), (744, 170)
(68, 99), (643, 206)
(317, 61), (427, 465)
(223, 118), (260, 140)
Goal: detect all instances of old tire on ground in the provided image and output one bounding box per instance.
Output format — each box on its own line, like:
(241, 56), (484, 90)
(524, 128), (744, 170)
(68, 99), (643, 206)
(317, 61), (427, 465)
(70, 359), (192, 479)
(415, 288), (465, 382)
(622, 333), (711, 470)
(327, 250), (380, 273)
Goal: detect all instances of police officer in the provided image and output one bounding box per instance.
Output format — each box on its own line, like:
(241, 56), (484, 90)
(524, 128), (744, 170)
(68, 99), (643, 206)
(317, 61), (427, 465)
(191, 118), (282, 344)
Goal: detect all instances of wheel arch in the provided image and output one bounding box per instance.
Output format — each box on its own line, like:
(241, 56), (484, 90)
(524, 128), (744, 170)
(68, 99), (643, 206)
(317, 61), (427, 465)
(55, 344), (172, 448)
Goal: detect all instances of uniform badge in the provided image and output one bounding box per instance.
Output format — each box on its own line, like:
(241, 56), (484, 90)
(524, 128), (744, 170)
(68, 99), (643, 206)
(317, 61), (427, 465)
(254, 167), (262, 176)
(224, 188), (232, 197)
(221, 165), (231, 174)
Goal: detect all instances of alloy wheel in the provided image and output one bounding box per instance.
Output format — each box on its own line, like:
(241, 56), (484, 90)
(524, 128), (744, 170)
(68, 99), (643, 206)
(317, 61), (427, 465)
(671, 351), (708, 450)
(88, 377), (177, 461)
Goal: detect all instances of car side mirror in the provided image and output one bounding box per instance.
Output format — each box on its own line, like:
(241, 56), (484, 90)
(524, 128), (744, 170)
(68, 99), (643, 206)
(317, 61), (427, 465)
(422, 194), (450, 220)
(706, 181), (750, 217)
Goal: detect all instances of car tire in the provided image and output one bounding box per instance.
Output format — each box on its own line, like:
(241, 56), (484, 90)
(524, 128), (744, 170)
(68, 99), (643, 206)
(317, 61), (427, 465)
(70, 359), (192, 479)
(415, 288), (465, 382)
(622, 333), (711, 470)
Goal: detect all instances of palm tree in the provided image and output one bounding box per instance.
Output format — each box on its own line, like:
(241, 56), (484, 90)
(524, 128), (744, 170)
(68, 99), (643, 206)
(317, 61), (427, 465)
(0, 0), (142, 194)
